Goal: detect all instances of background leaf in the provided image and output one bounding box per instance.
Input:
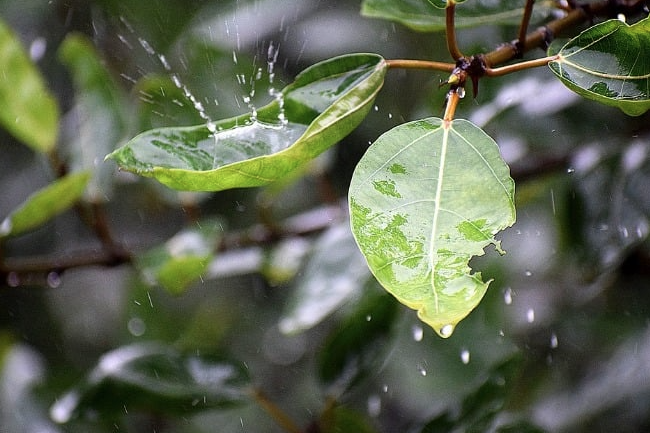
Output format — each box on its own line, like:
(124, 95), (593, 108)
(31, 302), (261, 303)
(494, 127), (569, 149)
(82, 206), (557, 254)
(0, 172), (90, 238)
(106, 53), (387, 191)
(548, 17), (650, 116)
(361, 0), (555, 32)
(0, 18), (58, 153)
(349, 118), (515, 338)
(50, 342), (249, 424)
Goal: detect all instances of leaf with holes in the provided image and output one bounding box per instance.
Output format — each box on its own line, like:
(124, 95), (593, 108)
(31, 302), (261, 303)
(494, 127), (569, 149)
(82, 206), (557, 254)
(106, 53), (386, 191)
(548, 17), (650, 116)
(349, 118), (515, 338)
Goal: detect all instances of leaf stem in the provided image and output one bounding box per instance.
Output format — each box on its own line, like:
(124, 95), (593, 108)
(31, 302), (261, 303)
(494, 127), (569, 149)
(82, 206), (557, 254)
(515, 0), (536, 56)
(250, 388), (302, 433)
(484, 55), (559, 76)
(443, 89), (462, 123)
(386, 59), (455, 73)
(446, 1), (464, 60)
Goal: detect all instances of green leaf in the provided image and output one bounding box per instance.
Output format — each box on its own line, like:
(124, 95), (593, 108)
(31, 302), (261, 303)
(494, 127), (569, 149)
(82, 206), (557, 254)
(319, 405), (380, 433)
(349, 118), (515, 338)
(361, 0), (555, 32)
(279, 223), (372, 334)
(59, 33), (131, 201)
(0, 18), (59, 152)
(0, 172), (90, 238)
(136, 220), (224, 294)
(548, 17), (650, 116)
(106, 53), (387, 191)
(50, 342), (249, 423)
(317, 281), (398, 395)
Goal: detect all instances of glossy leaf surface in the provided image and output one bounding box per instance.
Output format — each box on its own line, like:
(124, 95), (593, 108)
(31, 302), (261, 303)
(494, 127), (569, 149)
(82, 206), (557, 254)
(59, 33), (131, 200)
(361, 0), (554, 31)
(548, 17), (650, 116)
(0, 172), (90, 238)
(0, 18), (59, 152)
(50, 342), (249, 423)
(106, 54), (387, 191)
(136, 220), (223, 294)
(279, 223), (371, 334)
(349, 118), (515, 338)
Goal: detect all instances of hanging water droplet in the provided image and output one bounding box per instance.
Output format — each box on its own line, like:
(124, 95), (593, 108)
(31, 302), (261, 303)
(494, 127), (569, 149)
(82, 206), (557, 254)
(460, 349), (470, 364)
(47, 271), (61, 288)
(526, 308), (535, 323)
(439, 324), (454, 338)
(456, 87), (466, 98)
(412, 324), (424, 342)
(550, 332), (558, 348)
(503, 287), (513, 305)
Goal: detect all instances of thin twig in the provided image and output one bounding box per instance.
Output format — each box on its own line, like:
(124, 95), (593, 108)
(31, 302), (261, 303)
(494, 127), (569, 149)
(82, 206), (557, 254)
(516, 0), (537, 56)
(485, 55), (559, 76)
(386, 59), (455, 72)
(446, 1), (464, 60)
(250, 389), (302, 433)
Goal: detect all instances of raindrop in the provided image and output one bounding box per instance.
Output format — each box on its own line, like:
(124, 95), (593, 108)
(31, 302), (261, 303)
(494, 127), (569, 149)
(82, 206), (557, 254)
(460, 349), (470, 364)
(412, 324), (424, 342)
(127, 317), (146, 337)
(388, 113), (393, 119)
(382, 384), (389, 393)
(29, 37), (47, 61)
(366, 315), (372, 322)
(503, 287), (513, 305)
(526, 308), (535, 323)
(6, 272), (20, 287)
(367, 395), (381, 417)
(550, 332), (558, 348)
(138, 37), (155, 55)
(0, 218), (12, 236)
(47, 271), (61, 288)
(524, 270), (533, 277)
(374, 105), (379, 112)
(566, 167), (575, 174)
(439, 324), (454, 337)
(418, 365), (427, 376)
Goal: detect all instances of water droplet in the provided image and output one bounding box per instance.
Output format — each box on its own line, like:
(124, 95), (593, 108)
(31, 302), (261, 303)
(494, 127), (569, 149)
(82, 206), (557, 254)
(503, 287), (513, 305)
(127, 317), (146, 337)
(550, 332), (558, 348)
(412, 324), (424, 341)
(367, 395), (381, 417)
(439, 324), (454, 338)
(47, 272), (61, 288)
(382, 384), (389, 393)
(418, 365), (427, 376)
(366, 315), (372, 321)
(567, 167), (575, 174)
(526, 308), (535, 323)
(460, 349), (470, 364)
(6, 272), (20, 287)
(374, 105), (379, 112)
(524, 270), (533, 277)
(29, 37), (47, 61)
(456, 87), (466, 98)
(0, 218), (12, 236)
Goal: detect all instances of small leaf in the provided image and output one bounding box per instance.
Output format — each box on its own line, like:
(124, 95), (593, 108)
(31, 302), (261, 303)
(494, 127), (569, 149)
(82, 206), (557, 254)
(59, 33), (131, 200)
(279, 223), (372, 334)
(0, 18), (59, 152)
(317, 281), (398, 395)
(136, 220), (223, 294)
(106, 53), (387, 191)
(0, 172), (90, 238)
(548, 17), (650, 116)
(50, 342), (249, 423)
(361, 0), (554, 32)
(349, 118), (515, 338)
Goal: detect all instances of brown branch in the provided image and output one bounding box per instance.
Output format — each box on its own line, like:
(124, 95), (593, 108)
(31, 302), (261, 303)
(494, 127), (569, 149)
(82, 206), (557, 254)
(515, 0), (537, 56)
(386, 59), (455, 72)
(446, 2), (464, 60)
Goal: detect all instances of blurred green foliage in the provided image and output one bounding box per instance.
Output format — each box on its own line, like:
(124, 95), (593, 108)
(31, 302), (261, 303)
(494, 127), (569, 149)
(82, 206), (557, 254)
(0, 1), (649, 432)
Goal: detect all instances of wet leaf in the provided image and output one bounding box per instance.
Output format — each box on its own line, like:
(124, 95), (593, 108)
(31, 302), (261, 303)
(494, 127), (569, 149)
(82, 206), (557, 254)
(136, 219), (224, 294)
(548, 17), (650, 116)
(361, 0), (554, 31)
(0, 172), (90, 238)
(59, 33), (131, 201)
(317, 281), (398, 396)
(349, 118), (515, 338)
(106, 53), (387, 191)
(0, 18), (59, 152)
(279, 223), (372, 334)
(50, 342), (249, 423)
